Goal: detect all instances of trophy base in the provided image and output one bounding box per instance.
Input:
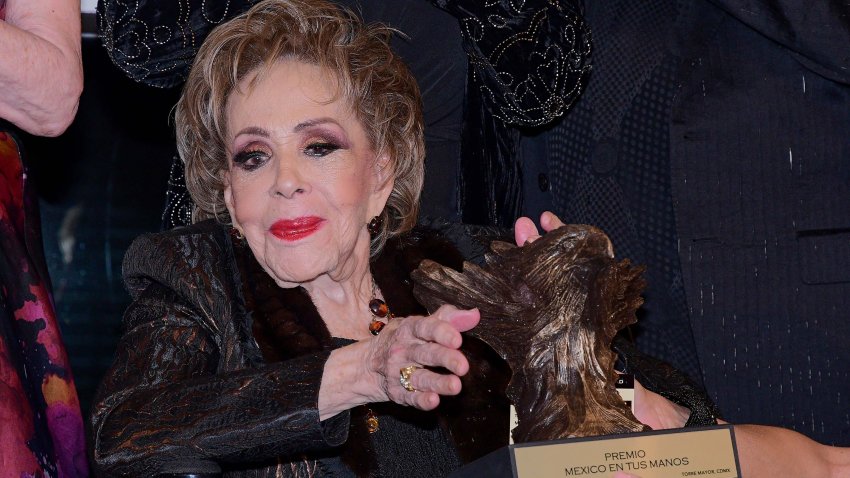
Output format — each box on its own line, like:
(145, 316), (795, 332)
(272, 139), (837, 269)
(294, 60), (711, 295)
(450, 425), (740, 478)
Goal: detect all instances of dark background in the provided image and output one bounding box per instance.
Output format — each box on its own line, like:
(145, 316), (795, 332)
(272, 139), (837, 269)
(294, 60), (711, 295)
(25, 35), (180, 418)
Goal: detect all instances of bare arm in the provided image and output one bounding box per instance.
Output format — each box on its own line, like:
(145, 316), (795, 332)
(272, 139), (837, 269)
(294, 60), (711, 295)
(0, 0), (82, 136)
(725, 422), (850, 478)
(634, 381), (850, 477)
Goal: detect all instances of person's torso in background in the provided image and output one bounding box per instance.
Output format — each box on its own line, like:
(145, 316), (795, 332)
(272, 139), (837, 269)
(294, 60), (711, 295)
(528, 0), (850, 445)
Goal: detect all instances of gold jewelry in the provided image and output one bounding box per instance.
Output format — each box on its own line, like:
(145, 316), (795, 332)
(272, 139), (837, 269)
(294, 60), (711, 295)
(365, 407), (379, 433)
(399, 365), (419, 392)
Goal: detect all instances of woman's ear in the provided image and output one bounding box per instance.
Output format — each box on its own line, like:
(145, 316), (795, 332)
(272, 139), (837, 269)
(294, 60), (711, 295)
(221, 170), (238, 224)
(371, 153), (395, 216)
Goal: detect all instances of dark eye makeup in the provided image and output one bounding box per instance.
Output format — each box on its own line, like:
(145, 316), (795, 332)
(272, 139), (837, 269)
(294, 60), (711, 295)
(230, 125), (348, 170)
(304, 141), (342, 157)
(232, 147), (269, 171)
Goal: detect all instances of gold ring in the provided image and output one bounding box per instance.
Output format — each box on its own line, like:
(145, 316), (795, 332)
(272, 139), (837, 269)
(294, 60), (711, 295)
(399, 365), (419, 392)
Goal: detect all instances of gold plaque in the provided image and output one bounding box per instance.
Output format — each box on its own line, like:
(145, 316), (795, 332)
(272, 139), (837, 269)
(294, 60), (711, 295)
(511, 425), (740, 478)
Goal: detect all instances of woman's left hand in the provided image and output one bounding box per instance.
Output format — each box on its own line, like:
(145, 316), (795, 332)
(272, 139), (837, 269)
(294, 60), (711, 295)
(318, 305), (480, 420)
(632, 380), (691, 430)
(363, 304), (481, 411)
(514, 211), (565, 246)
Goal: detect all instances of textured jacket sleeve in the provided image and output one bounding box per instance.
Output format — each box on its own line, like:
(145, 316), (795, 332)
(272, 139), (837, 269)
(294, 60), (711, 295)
(707, 0), (850, 83)
(91, 229), (348, 476)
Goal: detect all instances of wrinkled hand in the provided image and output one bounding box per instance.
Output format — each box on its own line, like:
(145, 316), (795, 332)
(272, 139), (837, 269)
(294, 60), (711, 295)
(514, 211), (566, 246)
(364, 305), (480, 410)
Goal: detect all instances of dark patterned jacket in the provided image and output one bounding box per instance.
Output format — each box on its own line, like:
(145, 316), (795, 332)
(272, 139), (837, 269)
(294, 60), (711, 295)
(91, 220), (714, 476)
(90, 220), (516, 476)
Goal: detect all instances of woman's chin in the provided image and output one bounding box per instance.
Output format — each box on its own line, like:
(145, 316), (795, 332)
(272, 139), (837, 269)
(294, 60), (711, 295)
(254, 230), (369, 286)
(265, 259), (329, 287)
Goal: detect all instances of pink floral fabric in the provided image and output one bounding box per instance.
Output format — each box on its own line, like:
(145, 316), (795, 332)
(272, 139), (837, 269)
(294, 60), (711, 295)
(0, 130), (88, 477)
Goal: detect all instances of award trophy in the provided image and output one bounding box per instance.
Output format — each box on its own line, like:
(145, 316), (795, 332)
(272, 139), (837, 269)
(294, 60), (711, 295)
(412, 225), (740, 478)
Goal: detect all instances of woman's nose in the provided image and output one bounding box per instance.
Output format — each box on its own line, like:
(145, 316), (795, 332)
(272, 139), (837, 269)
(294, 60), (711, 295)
(270, 162), (310, 199)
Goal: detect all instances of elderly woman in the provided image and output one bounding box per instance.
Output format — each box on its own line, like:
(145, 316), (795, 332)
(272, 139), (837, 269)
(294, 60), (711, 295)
(90, 0), (850, 476)
(90, 1), (499, 475)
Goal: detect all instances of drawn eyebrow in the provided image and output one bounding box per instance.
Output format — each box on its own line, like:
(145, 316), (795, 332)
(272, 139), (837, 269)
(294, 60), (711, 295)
(233, 126), (270, 138)
(293, 118), (340, 132)
(233, 118), (343, 142)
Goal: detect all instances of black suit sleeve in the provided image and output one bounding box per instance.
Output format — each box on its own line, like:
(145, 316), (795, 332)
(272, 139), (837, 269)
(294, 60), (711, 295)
(707, 0), (850, 83)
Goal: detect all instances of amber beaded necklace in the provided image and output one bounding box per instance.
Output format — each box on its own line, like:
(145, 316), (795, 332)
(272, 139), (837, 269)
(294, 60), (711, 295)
(365, 279), (392, 433)
(367, 279), (393, 335)
(367, 297), (392, 335)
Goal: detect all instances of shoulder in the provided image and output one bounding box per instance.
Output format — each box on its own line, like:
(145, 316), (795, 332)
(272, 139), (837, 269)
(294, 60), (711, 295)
(401, 219), (511, 268)
(389, 226), (465, 273)
(122, 220), (234, 299)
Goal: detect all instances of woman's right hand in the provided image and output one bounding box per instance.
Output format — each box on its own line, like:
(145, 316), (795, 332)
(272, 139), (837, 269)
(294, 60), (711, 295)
(363, 304), (480, 410)
(318, 305), (480, 420)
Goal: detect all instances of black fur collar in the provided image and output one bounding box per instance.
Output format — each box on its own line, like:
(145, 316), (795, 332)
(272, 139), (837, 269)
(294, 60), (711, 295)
(231, 228), (510, 474)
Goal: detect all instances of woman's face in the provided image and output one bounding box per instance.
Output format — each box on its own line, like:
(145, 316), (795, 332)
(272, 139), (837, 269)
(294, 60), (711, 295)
(223, 59), (393, 286)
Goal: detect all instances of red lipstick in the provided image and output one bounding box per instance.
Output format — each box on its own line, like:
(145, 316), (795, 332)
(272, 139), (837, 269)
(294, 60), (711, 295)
(269, 216), (325, 242)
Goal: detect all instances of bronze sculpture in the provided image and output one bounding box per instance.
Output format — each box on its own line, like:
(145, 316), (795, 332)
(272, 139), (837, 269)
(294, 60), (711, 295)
(412, 225), (649, 443)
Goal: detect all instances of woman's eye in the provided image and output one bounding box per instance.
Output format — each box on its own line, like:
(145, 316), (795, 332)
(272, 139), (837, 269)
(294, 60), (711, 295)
(304, 141), (340, 157)
(232, 150), (268, 171)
